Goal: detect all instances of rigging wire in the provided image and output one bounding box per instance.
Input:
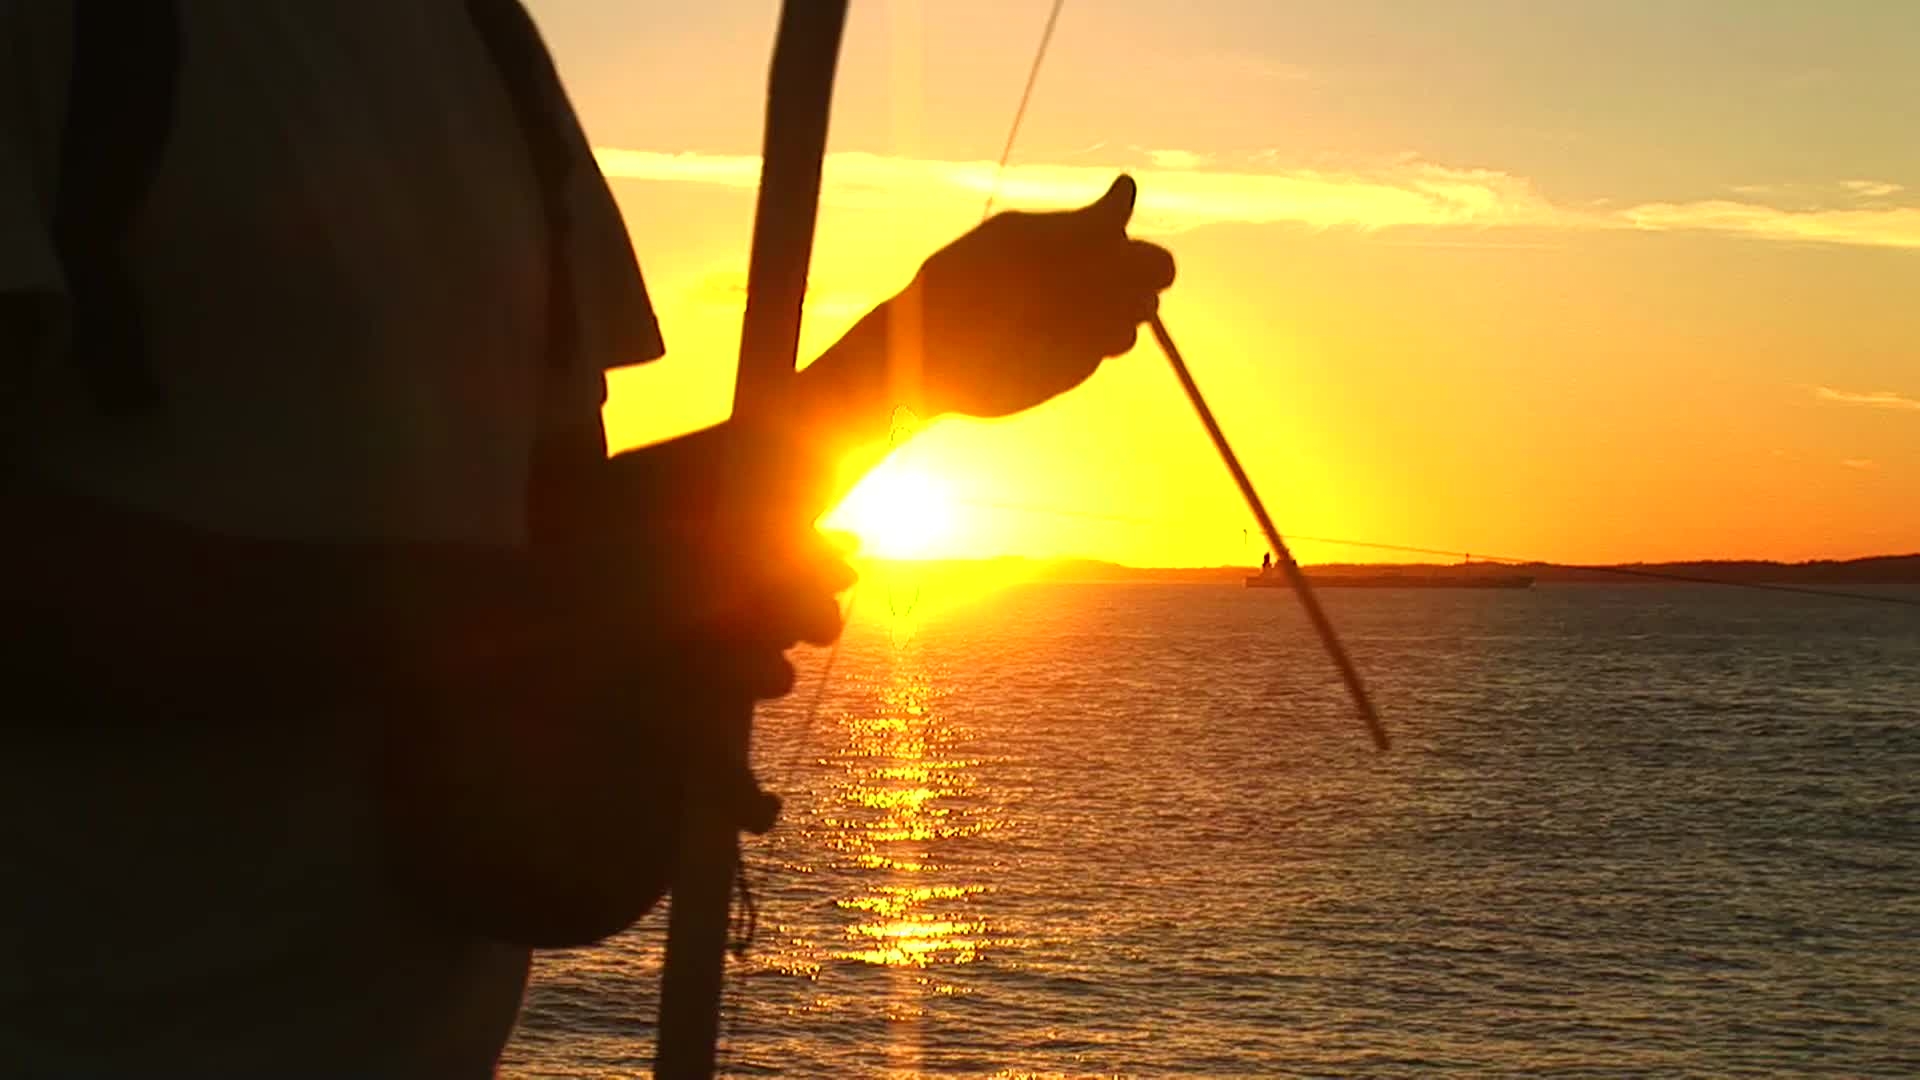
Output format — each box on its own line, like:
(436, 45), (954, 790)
(982, 0), (1068, 220)
(795, 581), (859, 738)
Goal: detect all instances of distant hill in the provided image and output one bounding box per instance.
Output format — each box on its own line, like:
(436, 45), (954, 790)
(1503, 554), (1920, 586)
(858, 553), (1920, 586)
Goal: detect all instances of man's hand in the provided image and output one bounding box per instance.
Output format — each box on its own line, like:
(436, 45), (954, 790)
(592, 425), (854, 701)
(678, 525), (855, 700)
(908, 175), (1175, 419)
(592, 177), (1174, 699)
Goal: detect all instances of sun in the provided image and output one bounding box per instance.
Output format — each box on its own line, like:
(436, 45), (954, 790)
(826, 461), (957, 559)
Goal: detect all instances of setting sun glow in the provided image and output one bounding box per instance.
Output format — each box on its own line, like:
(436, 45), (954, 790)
(826, 461), (957, 560)
(563, 2), (1918, 567)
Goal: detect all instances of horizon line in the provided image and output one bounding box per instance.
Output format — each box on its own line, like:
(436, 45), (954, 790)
(849, 551), (1920, 571)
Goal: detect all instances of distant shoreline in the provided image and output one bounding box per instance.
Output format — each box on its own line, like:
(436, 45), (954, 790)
(859, 553), (1920, 587)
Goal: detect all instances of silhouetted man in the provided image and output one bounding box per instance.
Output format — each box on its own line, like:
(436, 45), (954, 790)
(0, 3), (1171, 1075)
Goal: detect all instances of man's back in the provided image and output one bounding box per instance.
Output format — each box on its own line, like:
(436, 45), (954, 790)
(1, 4), (655, 1073)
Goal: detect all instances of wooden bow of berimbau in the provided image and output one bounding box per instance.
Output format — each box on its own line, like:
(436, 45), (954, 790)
(653, 3), (849, 1078)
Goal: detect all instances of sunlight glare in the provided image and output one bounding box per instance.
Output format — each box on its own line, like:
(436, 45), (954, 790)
(827, 461), (957, 559)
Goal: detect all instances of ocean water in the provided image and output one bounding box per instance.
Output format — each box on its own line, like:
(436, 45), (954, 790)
(500, 581), (1920, 1078)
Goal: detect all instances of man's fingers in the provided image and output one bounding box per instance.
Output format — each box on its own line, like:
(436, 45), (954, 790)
(818, 551), (858, 596)
(1128, 239), (1176, 291)
(1060, 241), (1172, 321)
(773, 575), (848, 648)
(739, 652), (797, 699)
(1096, 323), (1140, 358)
(744, 548), (851, 648)
(708, 588), (838, 700)
(1127, 291), (1161, 326)
(1057, 244), (1166, 345)
(1076, 175), (1137, 234)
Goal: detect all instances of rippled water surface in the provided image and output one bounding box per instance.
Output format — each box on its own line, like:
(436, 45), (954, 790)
(502, 583), (1920, 1077)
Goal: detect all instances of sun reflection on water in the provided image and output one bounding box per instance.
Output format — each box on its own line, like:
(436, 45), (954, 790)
(801, 625), (1008, 1075)
(717, 567), (1040, 1072)
(829, 667), (995, 974)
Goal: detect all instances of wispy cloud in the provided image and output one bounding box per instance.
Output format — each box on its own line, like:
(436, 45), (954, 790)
(1813, 386), (1920, 411)
(1620, 201), (1920, 250)
(1144, 149), (1212, 170)
(1842, 180), (1903, 199)
(595, 146), (1920, 250)
(1732, 179), (1904, 202)
(595, 147), (1564, 234)
(1840, 458), (1879, 471)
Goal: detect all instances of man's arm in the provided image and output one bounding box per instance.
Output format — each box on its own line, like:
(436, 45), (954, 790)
(380, 419), (854, 949)
(594, 178), (1176, 535)
(0, 399), (735, 948)
(4, 289), (837, 946)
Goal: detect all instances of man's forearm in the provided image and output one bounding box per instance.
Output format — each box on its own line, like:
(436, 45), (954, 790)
(792, 300), (937, 492)
(795, 304), (906, 449)
(599, 298), (932, 533)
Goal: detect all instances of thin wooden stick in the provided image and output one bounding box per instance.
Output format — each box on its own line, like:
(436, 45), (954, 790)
(657, 5), (848, 1078)
(1148, 314), (1389, 751)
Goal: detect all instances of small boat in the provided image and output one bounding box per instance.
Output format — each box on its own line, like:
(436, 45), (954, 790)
(1245, 563), (1535, 590)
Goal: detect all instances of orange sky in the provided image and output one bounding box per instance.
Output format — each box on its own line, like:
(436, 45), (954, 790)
(530, 1), (1920, 567)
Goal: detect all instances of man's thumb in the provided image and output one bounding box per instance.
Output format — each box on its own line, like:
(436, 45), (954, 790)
(1078, 175), (1137, 232)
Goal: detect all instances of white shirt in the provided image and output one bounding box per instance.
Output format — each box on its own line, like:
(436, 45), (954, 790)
(2, 0), (661, 543)
(1, 3), (662, 1074)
